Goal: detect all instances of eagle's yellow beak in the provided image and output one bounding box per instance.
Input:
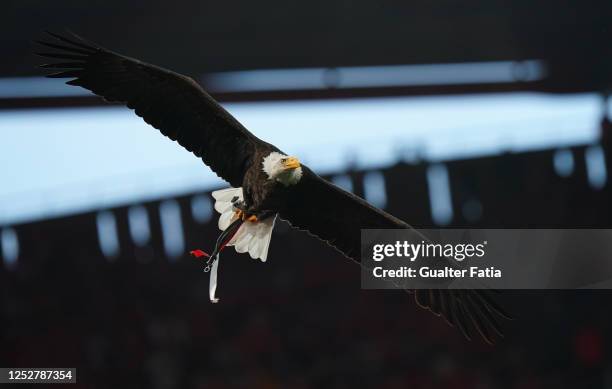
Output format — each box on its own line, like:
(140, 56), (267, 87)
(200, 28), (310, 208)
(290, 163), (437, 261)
(283, 157), (301, 170)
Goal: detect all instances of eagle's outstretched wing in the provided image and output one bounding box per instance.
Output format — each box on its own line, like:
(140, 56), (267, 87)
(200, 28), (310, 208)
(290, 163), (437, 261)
(280, 166), (511, 344)
(35, 31), (270, 187)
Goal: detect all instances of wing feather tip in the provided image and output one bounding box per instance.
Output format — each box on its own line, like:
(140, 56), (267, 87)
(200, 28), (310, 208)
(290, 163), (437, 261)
(44, 30), (99, 52)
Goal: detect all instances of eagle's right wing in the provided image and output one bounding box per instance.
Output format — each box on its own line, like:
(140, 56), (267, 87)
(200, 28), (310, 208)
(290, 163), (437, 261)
(36, 31), (270, 188)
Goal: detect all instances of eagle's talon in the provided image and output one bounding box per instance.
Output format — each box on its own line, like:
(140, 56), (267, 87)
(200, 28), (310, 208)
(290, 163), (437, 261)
(246, 215), (258, 223)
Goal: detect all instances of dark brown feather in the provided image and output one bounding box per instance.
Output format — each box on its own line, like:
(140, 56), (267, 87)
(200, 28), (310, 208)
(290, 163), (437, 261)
(36, 31), (269, 187)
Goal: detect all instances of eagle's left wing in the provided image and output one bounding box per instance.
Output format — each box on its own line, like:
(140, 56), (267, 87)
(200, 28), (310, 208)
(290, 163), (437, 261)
(279, 166), (510, 344)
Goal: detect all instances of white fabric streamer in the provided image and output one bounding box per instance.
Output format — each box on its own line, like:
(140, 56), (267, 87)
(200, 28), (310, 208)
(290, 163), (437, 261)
(209, 254), (220, 303)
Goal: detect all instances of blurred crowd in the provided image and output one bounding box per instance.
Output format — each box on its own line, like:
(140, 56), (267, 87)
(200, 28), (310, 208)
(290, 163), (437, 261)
(2, 229), (611, 388)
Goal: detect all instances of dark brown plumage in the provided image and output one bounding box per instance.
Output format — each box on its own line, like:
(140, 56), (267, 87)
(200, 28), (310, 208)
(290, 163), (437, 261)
(36, 31), (510, 344)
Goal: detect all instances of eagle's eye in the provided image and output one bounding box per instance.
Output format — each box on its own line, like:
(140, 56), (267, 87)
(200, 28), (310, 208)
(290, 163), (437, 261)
(281, 158), (287, 163)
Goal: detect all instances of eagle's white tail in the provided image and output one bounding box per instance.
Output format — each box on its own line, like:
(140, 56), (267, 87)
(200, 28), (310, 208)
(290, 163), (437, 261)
(211, 187), (276, 261)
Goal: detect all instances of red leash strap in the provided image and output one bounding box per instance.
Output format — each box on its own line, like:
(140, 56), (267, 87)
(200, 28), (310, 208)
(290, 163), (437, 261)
(190, 218), (244, 270)
(190, 249), (209, 258)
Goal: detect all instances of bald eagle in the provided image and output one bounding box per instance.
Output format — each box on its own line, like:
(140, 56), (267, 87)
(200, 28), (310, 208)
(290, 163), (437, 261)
(36, 31), (509, 343)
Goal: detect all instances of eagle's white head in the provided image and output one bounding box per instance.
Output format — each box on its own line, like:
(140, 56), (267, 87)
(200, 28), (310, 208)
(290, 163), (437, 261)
(262, 152), (303, 186)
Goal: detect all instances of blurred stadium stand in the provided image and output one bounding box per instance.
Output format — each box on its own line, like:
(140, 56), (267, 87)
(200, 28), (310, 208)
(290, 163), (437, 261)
(2, 1), (612, 388)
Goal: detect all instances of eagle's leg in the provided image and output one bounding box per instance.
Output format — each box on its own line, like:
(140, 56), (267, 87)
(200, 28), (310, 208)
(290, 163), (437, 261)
(231, 197), (249, 220)
(231, 202), (259, 222)
(230, 196), (273, 223)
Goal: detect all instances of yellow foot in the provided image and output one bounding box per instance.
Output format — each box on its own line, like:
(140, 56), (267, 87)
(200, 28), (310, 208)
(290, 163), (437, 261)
(246, 215), (258, 223)
(234, 209), (244, 220)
